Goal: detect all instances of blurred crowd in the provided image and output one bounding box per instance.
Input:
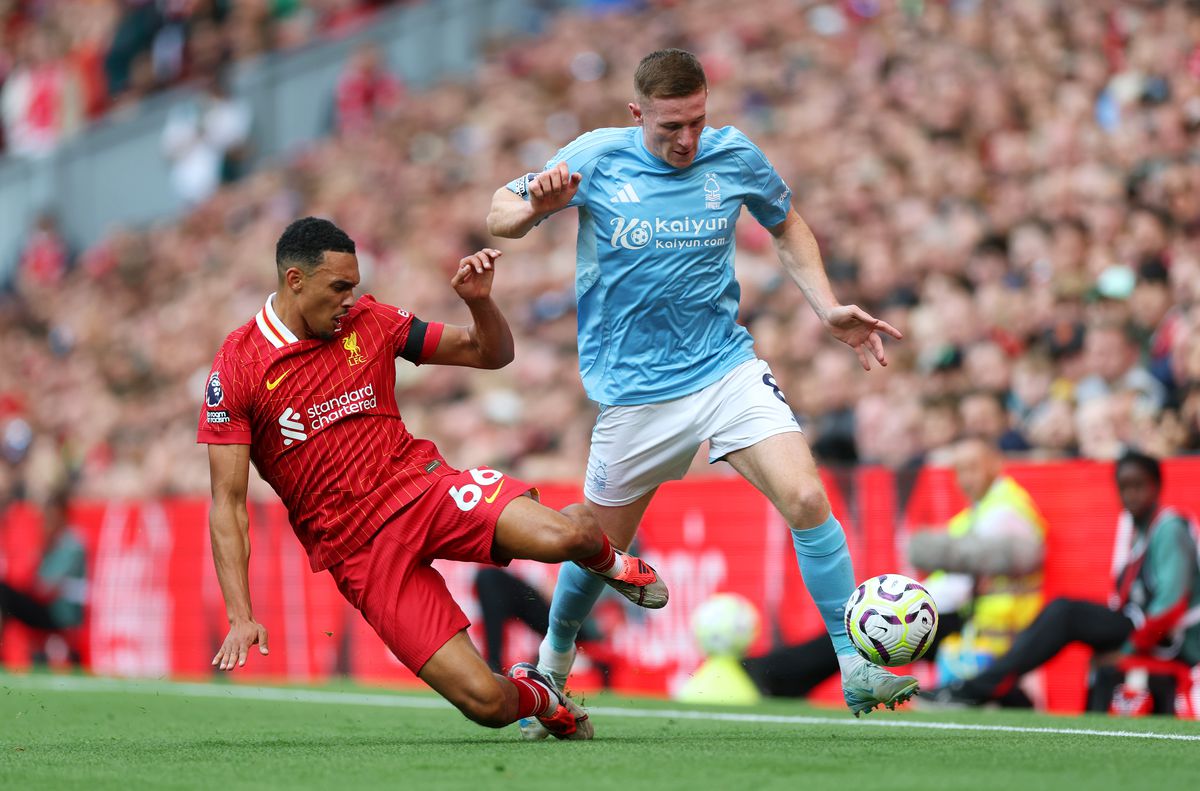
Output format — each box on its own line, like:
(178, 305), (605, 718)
(0, 0), (397, 157)
(2, 0), (1200, 503)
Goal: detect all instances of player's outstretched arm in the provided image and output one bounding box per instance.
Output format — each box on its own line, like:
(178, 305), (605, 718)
(424, 248), (516, 369)
(207, 443), (269, 671)
(769, 210), (902, 370)
(487, 161), (581, 238)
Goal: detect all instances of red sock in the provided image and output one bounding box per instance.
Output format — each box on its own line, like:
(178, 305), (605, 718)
(508, 676), (554, 719)
(579, 532), (618, 575)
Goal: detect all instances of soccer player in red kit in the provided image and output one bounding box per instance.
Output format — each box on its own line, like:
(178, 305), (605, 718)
(197, 217), (666, 740)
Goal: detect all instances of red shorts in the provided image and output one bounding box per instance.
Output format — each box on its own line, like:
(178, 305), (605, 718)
(327, 466), (535, 673)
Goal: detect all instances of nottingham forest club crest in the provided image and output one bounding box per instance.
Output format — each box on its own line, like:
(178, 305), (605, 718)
(342, 331), (367, 367)
(704, 172), (721, 210)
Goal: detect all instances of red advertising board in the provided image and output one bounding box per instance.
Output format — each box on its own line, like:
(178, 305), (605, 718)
(3, 459), (1199, 716)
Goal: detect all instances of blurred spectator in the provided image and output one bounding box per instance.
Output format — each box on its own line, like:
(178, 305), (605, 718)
(333, 43), (404, 136)
(103, 0), (161, 98)
(960, 391), (1031, 452)
(0, 488), (88, 648)
(805, 347), (859, 464)
(1, 25), (84, 157)
(1132, 259), (1174, 380)
(15, 212), (72, 290)
(1076, 321), (1166, 415)
(161, 71), (251, 205)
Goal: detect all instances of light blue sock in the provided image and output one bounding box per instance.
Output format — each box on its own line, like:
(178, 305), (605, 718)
(791, 514), (857, 657)
(545, 562), (607, 653)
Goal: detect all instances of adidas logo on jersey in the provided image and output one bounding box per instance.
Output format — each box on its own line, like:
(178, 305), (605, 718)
(610, 183), (640, 203)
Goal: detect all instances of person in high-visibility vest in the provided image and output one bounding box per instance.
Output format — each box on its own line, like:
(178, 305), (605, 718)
(745, 437), (1046, 698)
(910, 438), (1047, 687)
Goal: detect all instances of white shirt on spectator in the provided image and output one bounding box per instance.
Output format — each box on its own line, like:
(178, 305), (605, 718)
(161, 92), (251, 205)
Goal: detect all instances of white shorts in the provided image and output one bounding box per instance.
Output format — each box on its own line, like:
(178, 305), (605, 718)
(584, 358), (801, 506)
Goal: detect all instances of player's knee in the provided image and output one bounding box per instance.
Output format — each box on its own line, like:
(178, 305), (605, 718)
(556, 505), (603, 558)
(782, 483), (831, 528)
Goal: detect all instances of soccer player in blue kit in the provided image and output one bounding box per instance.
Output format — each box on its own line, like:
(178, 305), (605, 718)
(488, 49), (912, 732)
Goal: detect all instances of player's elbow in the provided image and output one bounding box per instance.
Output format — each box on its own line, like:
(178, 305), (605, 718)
(487, 189), (528, 238)
(486, 212), (522, 239)
(473, 337), (515, 370)
(485, 210), (509, 238)
(481, 348), (515, 370)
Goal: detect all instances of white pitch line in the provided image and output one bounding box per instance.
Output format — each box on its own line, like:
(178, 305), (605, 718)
(2, 674), (451, 710)
(585, 706), (1200, 742)
(5, 674), (1200, 743)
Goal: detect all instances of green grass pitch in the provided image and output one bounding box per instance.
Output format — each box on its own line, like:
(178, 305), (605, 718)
(2, 673), (1198, 790)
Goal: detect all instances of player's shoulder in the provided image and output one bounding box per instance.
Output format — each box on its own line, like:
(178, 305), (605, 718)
(347, 294), (414, 322)
(214, 315), (271, 374)
(556, 126), (639, 164)
(704, 125), (771, 163)
(350, 293), (380, 316)
(216, 318), (258, 359)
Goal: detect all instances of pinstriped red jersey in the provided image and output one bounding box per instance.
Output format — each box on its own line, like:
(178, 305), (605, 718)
(197, 293), (452, 571)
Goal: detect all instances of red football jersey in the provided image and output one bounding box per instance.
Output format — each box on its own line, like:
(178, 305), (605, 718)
(197, 293), (453, 571)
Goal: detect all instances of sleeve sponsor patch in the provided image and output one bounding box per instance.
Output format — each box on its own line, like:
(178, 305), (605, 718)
(514, 172), (540, 199)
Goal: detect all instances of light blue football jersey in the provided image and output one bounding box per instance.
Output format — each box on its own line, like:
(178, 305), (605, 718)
(507, 125), (792, 405)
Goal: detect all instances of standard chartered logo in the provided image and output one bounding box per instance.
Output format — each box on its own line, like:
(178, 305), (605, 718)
(307, 384), (377, 431)
(278, 408), (308, 446)
(610, 215), (731, 251)
(610, 217), (653, 249)
(277, 384), (378, 447)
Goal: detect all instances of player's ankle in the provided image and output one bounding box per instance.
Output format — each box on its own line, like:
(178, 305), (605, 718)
(579, 539), (622, 578)
(837, 651), (866, 677)
(539, 640), (575, 667)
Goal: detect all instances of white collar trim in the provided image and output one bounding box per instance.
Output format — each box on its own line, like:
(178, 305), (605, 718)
(255, 293), (300, 348)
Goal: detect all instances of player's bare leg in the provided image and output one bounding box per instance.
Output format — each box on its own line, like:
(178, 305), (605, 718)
(724, 432), (918, 714)
(493, 495), (667, 609)
(418, 630), (591, 738)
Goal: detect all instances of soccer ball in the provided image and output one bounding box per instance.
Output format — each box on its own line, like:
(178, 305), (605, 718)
(692, 592), (760, 657)
(844, 574), (938, 667)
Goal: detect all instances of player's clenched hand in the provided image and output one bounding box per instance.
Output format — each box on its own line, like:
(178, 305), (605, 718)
(451, 248), (501, 302)
(212, 617), (268, 671)
(528, 161), (581, 215)
(824, 305), (903, 371)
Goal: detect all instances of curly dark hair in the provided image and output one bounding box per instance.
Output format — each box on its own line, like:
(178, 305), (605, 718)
(275, 217), (356, 276)
(1116, 449), (1162, 486)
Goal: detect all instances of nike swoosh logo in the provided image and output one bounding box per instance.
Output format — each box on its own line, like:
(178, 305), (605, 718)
(484, 480), (505, 504)
(265, 371), (291, 390)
